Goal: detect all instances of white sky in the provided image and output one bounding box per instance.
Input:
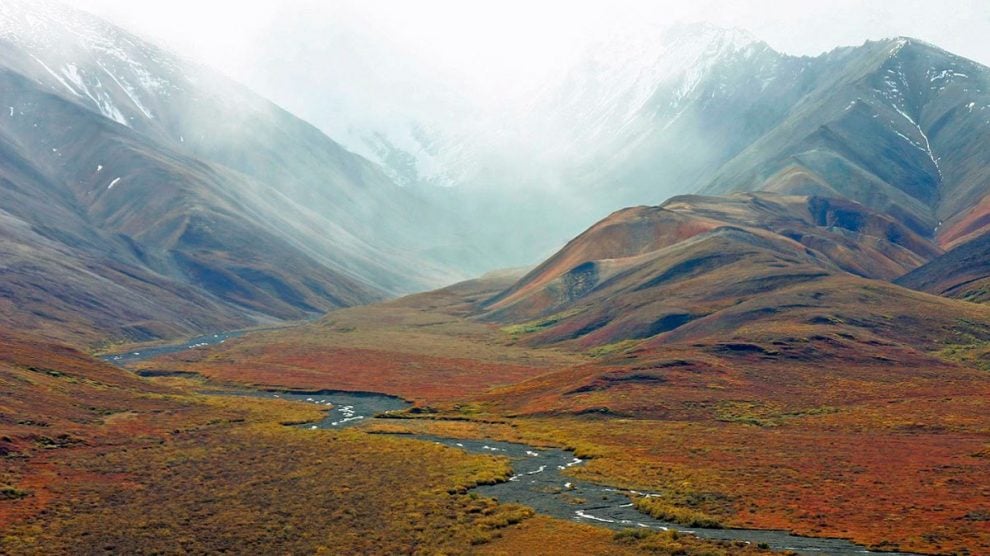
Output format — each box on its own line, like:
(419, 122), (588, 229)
(67, 0), (990, 81)
(60, 0), (990, 147)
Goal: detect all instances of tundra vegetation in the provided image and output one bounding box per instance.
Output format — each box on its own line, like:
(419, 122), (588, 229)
(131, 278), (990, 555)
(1, 332), (779, 555)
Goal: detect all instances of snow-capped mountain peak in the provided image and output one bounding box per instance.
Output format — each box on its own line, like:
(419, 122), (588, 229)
(512, 23), (768, 161)
(0, 0), (184, 128)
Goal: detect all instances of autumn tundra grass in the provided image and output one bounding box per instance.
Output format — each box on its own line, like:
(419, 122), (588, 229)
(2, 330), (782, 555)
(130, 277), (990, 555)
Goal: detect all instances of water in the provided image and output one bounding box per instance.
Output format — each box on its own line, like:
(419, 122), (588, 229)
(106, 337), (916, 556)
(207, 389), (914, 555)
(211, 389), (410, 429)
(414, 435), (913, 556)
(103, 331), (243, 366)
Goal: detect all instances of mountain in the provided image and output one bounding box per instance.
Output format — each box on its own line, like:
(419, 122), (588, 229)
(481, 192), (944, 345)
(464, 36), (990, 419)
(348, 24), (770, 193)
(467, 34), (990, 399)
(466, 193), (990, 425)
(289, 24), (791, 270)
(328, 28), (990, 275)
(702, 38), (990, 241)
(538, 33), (990, 242)
(7, 1), (990, 350)
(0, 0), (478, 344)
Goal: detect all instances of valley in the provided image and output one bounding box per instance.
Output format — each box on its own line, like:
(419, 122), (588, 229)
(0, 330), (784, 556)
(2, 1), (990, 555)
(97, 338), (926, 554)
(119, 274), (990, 555)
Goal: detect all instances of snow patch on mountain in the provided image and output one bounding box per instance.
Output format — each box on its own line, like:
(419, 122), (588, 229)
(0, 0), (178, 127)
(97, 61), (155, 119)
(352, 23), (768, 189)
(529, 23), (763, 155)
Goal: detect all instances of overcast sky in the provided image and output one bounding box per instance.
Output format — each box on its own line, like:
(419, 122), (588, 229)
(59, 0), (990, 150)
(67, 0), (990, 79)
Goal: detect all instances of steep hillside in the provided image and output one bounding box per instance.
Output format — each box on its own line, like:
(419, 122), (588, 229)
(703, 38), (990, 242)
(345, 30), (990, 273)
(0, 0), (474, 344)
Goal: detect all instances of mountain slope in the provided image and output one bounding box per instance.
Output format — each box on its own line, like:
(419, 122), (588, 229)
(341, 30), (990, 273)
(896, 231), (990, 302)
(483, 192), (940, 343)
(0, 0), (473, 344)
(469, 189), (990, 426)
(702, 39), (990, 240)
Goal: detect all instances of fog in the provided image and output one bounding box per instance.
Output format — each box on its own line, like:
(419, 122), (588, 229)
(51, 0), (990, 269)
(64, 1), (990, 146)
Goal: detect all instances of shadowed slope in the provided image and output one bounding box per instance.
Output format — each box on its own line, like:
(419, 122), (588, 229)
(897, 231), (990, 302)
(0, 1), (477, 345)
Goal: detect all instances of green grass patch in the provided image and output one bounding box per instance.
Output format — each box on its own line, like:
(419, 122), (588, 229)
(500, 309), (583, 337)
(0, 485), (30, 500)
(935, 340), (990, 372)
(587, 340), (641, 358)
(633, 497), (723, 528)
(713, 401), (839, 427)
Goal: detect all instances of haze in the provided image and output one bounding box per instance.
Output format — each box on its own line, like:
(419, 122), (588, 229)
(65, 0), (990, 136)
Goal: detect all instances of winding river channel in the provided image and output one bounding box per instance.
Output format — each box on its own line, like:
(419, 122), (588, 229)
(107, 334), (915, 556)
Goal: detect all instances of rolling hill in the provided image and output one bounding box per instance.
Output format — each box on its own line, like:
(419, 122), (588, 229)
(481, 192), (945, 343)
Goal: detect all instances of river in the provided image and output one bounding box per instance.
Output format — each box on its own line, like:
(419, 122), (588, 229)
(106, 334), (914, 556)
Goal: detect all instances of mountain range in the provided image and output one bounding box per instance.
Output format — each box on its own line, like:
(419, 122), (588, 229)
(352, 28), (990, 273)
(3, 1), (990, 352)
(0, 0), (501, 343)
(4, 2), (990, 554)
(475, 34), (990, 347)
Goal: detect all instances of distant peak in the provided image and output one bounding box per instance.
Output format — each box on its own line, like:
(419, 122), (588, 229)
(875, 36), (952, 57)
(0, 0), (129, 57)
(868, 36), (990, 72)
(888, 36), (931, 47)
(659, 22), (764, 52)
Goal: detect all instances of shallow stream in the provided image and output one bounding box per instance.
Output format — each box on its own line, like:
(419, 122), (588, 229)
(108, 337), (914, 556)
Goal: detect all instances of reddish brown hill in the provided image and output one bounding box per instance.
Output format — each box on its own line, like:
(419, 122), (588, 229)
(483, 193), (940, 346)
(0, 328), (177, 526)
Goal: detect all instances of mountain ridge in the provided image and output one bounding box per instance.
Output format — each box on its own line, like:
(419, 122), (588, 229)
(343, 30), (990, 272)
(0, 0), (482, 344)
